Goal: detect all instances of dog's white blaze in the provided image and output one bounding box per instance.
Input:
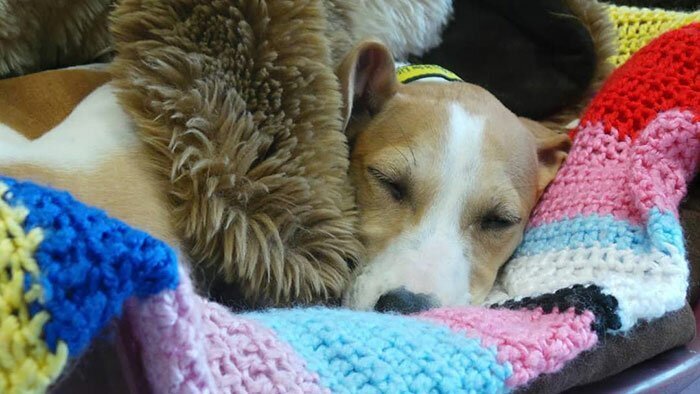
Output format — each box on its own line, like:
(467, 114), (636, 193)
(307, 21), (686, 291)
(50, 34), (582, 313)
(0, 84), (138, 170)
(346, 103), (485, 310)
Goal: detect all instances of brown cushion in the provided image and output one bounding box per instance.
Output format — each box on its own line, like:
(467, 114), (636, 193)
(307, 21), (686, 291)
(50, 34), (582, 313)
(518, 304), (696, 394)
(681, 177), (700, 304)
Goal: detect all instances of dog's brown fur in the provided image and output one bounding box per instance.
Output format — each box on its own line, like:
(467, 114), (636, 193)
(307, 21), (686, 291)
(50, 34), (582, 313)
(338, 43), (571, 308)
(0, 68), (111, 137)
(0, 157), (177, 247)
(0, 67), (177, 247)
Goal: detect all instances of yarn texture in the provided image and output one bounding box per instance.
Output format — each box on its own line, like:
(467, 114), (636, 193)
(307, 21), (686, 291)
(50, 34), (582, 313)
(2, 18), (698, 394)
(128, 271), (603, 393)
(0, 182), (65, 394)
(0, 177), (179, 393)
(608, 5), (700, 66)
(495, 23), (699, 332)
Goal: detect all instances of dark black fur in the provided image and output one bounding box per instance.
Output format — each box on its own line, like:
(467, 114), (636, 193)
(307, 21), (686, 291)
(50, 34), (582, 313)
(416, 0), (597, 119)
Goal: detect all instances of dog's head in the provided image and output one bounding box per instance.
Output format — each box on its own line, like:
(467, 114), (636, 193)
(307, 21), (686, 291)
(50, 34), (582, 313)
(338, 41), (570, 313)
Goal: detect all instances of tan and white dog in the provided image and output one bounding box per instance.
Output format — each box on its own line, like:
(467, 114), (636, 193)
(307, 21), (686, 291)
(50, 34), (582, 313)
(0, 65), (178, 249)
(338, 42), (570, 313)
(0, 41), (568, 315)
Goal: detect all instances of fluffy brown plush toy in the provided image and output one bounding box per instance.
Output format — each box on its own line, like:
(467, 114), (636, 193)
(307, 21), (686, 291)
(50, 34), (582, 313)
(0, 0), (115, 78)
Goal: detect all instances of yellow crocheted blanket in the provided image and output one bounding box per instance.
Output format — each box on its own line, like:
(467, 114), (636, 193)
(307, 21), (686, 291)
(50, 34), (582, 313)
(608, 5), (700, 66)
(0, 182), (67, 394)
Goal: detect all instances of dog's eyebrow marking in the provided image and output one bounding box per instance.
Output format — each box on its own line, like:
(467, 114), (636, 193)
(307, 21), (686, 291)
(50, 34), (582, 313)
(375, 130), (415, 169)
(397, 124), (417, 166)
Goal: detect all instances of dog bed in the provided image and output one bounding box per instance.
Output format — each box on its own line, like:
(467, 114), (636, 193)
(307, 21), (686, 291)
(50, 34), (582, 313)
(1, 20), (698, 393)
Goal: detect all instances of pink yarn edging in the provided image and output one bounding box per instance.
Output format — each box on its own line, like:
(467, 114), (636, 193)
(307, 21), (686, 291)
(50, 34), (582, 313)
(126, 270), (326, 394)
(417, 307), (598, 387)
(530, 109), (699, 227)
(126, 271), (216, 393)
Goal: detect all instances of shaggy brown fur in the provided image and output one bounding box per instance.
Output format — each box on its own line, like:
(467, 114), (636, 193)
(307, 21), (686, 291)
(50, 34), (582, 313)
(0, 0), (115, 78)
(110, 0), (363, 305)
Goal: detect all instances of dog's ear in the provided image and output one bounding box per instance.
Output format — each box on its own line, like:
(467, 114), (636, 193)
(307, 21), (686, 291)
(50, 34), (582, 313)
(520, 117), (572, 198)
(337, 40), (398, 135)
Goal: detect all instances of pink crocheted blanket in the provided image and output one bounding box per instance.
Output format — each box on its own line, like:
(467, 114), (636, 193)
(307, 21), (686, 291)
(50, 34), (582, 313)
(117, 23), (699, 393)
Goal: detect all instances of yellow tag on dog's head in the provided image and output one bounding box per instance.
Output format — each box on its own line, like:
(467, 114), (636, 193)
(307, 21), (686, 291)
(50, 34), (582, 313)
(396, 64), (463, 84)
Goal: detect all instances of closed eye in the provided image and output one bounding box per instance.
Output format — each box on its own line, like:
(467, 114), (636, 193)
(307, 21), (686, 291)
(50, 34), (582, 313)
(480, 211), (521, 231)
(368, 167), (406, 202)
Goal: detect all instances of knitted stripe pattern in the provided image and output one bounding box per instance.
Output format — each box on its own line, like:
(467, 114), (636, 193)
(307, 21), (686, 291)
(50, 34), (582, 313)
(4, 20), (698, 394)
(0, 177), (178, 394)
(0, 182), (64, 394)
(129, 270), (603, 393)
(608, 5), (700, 66)
(123, 23), (698, 394)
(494, 24), (700, 332)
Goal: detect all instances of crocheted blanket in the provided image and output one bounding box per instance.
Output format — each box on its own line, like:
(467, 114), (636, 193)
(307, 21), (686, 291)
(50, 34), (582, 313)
(113, 21), (700, 393)
(1, 19), (698, 394)
(608, 5), (700, 66)
(0, 173), (685, 393)
(0, 177), (178, 393)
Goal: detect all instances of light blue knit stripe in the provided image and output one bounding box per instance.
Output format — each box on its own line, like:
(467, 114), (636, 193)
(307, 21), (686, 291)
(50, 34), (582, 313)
(515, 209), (685, 258)
(248, 308), (512, 394)
(646, 208), (686, 256)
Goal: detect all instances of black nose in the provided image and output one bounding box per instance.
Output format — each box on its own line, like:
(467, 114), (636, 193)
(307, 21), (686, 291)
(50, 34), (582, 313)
(374, 288), (437, 314)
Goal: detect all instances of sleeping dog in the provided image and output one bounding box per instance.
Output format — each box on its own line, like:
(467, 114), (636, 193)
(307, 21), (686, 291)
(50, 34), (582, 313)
(339, 41), (571, 313)
(0, 44), (569, 315)
(0, 5), (569, 313)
